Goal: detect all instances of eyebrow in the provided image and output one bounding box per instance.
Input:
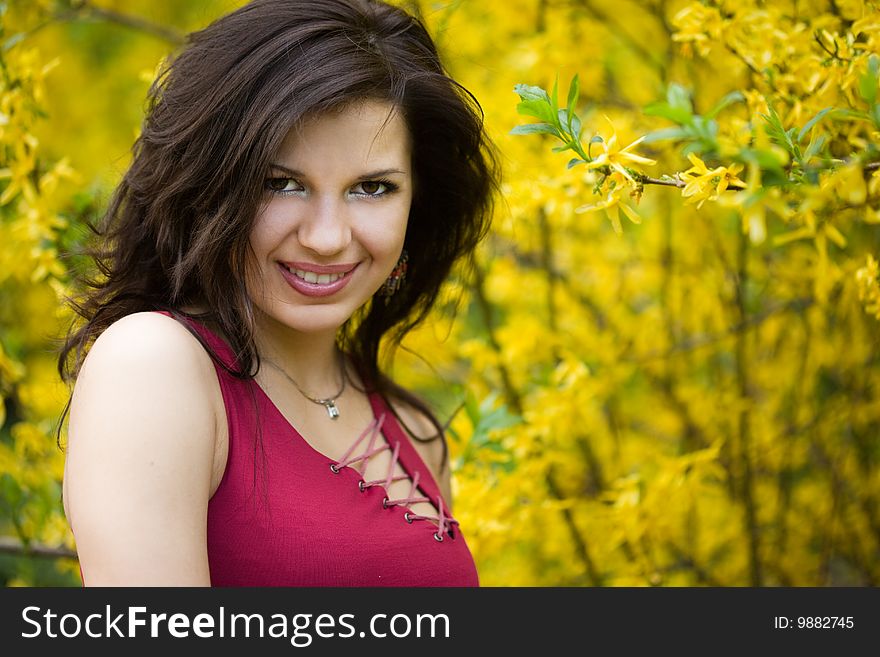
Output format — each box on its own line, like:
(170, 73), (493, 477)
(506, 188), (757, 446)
(268, 163), (407, 179)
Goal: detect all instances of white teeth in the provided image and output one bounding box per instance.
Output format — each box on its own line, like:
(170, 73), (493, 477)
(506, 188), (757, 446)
(285, 265), (344, 284)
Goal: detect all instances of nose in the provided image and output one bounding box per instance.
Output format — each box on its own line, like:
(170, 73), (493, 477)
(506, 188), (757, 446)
(296, 195), (352, 256)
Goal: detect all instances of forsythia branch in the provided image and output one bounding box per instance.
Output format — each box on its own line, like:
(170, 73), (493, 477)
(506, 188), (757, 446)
(0, 536), (77, 560)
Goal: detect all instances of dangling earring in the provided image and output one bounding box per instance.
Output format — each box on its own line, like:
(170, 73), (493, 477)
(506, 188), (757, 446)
(380, 249), (408, 305)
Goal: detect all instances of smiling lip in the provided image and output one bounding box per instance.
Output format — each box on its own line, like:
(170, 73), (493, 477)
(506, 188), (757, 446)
(281, 261), (358, 274)
(277, 262), (358, 297)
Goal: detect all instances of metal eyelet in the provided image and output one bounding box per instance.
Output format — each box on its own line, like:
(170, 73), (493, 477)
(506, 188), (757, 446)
(404, 512), (413, 524)
(433, 532), (444, 542)
(358, 480), (367, 493)
(382, 497), (390, 509)
(329, 464), (340, 474)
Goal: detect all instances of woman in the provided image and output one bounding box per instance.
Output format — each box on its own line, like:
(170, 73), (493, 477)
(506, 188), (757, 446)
(57, 0), (496, 586)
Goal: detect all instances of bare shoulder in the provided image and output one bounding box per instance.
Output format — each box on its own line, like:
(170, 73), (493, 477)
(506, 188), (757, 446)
(387, 395), (453, 507)
(80, 311), (215, 379)
(74, 311), (225, 435)
(63, 311), (220, 585)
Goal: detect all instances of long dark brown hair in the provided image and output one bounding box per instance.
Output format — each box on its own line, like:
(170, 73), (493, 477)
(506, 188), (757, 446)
(55, 0), (497, 475)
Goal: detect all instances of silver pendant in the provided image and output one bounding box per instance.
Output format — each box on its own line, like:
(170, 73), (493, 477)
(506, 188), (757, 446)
(324, 400), (340, 420)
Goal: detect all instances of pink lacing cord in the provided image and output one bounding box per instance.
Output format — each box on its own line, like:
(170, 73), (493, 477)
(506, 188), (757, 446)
(329, 412), (459, 542)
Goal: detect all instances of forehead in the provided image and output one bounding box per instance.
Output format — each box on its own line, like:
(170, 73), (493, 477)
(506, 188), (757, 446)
(274, 100), (411, 173)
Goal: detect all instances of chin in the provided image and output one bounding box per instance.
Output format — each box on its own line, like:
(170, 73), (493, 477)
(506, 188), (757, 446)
(267, 305), (354, 334)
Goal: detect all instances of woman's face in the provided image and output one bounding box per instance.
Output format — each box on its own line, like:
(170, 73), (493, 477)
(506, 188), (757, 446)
(246, 99), (412, 337)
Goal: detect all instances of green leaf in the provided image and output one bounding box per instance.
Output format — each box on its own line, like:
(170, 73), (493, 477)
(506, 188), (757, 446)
(568, 158), (585, 168)
(3, 32), (25, 51)
(760, 99), (785, 133)
(803, 133), (827, 161)
(667, 82), (693, 113)
(798, 107), (832, 143)
(513, 83), (550, 103)
(739, 146), (788, 173)
(557, 108), (570, 129)
(477, 393), (521, 434)
(643, 126), (689, 143)
(569, 113), (582, 139)
(830, 108), (871, 121)
(550, 74), (560, 116)
(707, 91), (745, 119)
(644, 101), (693, 126)
(510, 122), (559, 136)
(691, 116), (719, 141)
(516, 99), (555, 124)
(859, 54), (879, 106)
(567, 74), (580, 113)
(644, 83), (696, 125)
(464, 390), (480, 425)
(761, 102), (798, 156)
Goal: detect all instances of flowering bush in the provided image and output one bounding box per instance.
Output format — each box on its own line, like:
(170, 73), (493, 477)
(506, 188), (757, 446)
(1, 0), (878, 586)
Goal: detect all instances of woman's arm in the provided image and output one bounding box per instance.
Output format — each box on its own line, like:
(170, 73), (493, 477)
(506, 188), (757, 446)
(63, 312), (219, 586)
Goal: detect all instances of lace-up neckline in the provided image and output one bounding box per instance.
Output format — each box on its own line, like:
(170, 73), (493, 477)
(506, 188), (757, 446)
(328, 411), (459, 542)
(244, 352), (459, 542)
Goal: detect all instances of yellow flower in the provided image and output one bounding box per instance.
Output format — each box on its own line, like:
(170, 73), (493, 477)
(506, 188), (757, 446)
(575, 171), (643, 235)
(821, 163), (866, 205)
(680, 153), (747, 208)
(585, 118), (656, 184)
(671, 3), (725, 58)
(856, 254), (880, 320)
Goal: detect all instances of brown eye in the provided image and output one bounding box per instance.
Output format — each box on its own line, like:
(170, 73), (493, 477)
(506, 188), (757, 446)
(265, 177), (302, 194)
(353, 180), (396, 197)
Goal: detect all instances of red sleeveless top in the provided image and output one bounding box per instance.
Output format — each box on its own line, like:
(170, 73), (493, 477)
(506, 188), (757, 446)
(149, 310), (479, 586)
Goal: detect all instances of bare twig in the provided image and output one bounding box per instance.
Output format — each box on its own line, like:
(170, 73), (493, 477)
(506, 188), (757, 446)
(0, 536), (77, 560)
(734, 229), (762, 586)
(546, 464), (604, 586)
(632, 296), (816, 363)
(60, 0), (184, 45)
(640, 175), (685, 188)
(470, 260), (524, 416)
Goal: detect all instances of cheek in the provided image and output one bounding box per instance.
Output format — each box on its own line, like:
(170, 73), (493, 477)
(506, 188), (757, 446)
(248, 206), (289, 259)
(360, 210), (409, 257)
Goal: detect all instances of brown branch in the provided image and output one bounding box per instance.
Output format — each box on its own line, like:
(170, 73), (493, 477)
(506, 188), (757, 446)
(734, 229), (762, 586)
(724, 40), (765, 80)
(643, 371), (711, 451)
(60, 0), (184, 45)
(664, 540), (725, 586)
(813, 30), (851, 63)
(0, 536), (77, 560)
(640, 175), (685, 188)
(546, 464), (604, 586)
(576, 0), (666, 74)
(470, 260), (524, 416)
(633, 296), (816, 363)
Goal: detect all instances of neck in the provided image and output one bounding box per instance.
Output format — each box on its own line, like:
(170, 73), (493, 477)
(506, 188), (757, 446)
(252, 308), (349, 394)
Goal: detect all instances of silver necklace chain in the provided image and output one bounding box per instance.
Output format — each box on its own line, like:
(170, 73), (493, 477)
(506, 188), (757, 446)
(263, 350), (347, 420)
